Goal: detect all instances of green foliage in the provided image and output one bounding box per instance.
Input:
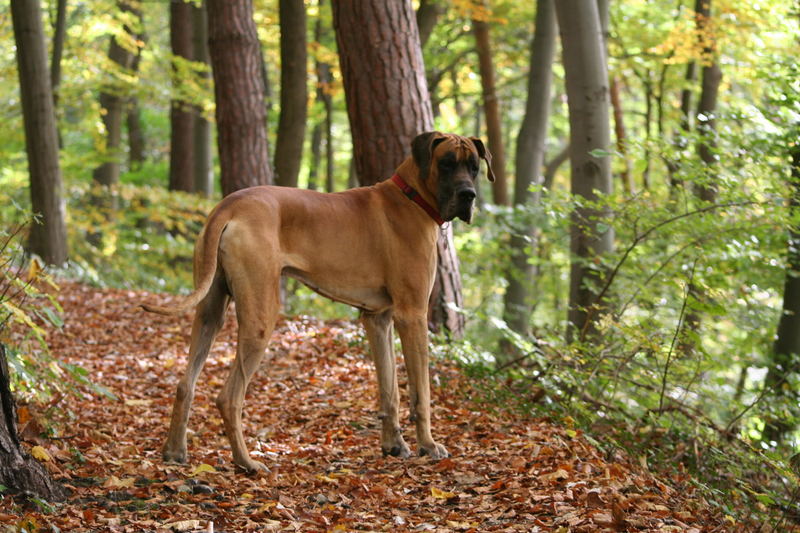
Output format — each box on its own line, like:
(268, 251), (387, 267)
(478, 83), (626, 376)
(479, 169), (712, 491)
(0, 214), (114, 404)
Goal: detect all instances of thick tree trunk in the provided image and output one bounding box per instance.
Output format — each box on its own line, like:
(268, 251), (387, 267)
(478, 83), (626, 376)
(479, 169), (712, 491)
(169, 0), (195, 193)
(556, 0), (614, 342)
(0, 345), (66, 501)
(473, 17), (509, 206)
(333, 0), (464, 337)
(94, 2), (136, 187)
(12, 0), (68, 266)
(763, 143), (800, 443)
(274, 0), (308, 188)
(501, 0), (556, 342)
(208, 0), (273, 196)
(193, 1), (213, 196)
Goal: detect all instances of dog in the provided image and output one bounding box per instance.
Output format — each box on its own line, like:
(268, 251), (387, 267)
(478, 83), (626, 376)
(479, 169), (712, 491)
(143, 131), (494, 472)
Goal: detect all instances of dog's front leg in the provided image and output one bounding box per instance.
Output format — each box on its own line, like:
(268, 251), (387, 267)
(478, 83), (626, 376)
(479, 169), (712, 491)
(395, 313), (449, 459)
(362, 310), (410, 458)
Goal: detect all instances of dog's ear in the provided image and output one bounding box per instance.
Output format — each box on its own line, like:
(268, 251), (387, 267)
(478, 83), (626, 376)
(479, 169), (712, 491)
(412, 131), (446, 180)
(470, 137), (495, 182)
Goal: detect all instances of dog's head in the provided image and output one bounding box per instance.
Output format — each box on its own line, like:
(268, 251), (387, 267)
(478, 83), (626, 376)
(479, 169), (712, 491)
(411, 131), (495, 223)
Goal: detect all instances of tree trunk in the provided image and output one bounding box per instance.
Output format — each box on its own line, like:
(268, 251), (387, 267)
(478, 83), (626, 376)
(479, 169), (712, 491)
(274, 0), (308, 188)
(416, 0), (444, 49)
(169, 0), (195, 193)
(93, 2), (136, 187)
(208, 0), (273, 196)
(333, 0), (465, 337)
(12, 0), (68, 266)
(610, 77), (634, 194)
(308, 122), (323, 190)
(127, 4), (147, 170)
(472, 16), (509, 206)
(0, 345), (65, 501)
(49, 0), (67, 117)
(501, 0), (556, 342)
(556, 0), (614, 342)
(763, 143), (800, 443)
(679, 0), (722, 356)
(193, 0), (213, 197)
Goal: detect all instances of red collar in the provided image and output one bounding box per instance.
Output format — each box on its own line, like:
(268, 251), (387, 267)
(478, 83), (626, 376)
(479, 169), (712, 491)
(390, 174), (445, 226)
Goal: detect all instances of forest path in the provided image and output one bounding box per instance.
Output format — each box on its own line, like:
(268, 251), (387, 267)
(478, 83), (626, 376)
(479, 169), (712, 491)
(2, 283), (729, 532)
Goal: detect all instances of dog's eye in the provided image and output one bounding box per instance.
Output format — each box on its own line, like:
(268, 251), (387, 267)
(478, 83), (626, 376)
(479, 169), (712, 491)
(468, 161), (479, 176)
(439, 159), (455, 171)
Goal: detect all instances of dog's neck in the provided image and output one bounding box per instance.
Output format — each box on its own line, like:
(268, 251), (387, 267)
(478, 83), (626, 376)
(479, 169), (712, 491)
(393, 157), (439, 215)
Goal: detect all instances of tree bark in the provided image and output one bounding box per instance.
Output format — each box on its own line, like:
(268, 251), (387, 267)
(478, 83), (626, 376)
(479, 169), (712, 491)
(93, 2), (136, 187)
(556, 0), (614, 342)
(501, 0), (556, 342)
(12, 0), (68, 266)
(473, 16), (509, 205)
(0, 345), (66, 501)
(274, 0), (308, 188)
(208, 0), (273, 196)
(169, 0), (195, 192)
(193, 0), (213, 196)
(333, 0), (465, 337)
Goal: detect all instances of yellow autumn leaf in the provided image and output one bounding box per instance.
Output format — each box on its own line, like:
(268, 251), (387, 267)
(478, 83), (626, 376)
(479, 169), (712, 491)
(316, 474), (338, 483)
(190, 463), (217, 476)
(30, 445), (51, 462)
(103, 476), (136, 488)
(431, 487), (456, 499)
(27, 257), (42, 281)
(565, 429), (577, 438)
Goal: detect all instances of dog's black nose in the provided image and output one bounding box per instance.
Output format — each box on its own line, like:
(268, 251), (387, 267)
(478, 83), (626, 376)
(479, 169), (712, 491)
(457, 189), (476, 203)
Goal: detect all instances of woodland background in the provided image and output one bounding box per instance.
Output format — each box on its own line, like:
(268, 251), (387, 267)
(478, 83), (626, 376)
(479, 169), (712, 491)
(2, 0), (800, 529)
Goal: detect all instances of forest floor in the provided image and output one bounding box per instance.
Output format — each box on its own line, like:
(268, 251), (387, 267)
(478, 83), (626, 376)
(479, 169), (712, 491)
(0, 283), (745, 532)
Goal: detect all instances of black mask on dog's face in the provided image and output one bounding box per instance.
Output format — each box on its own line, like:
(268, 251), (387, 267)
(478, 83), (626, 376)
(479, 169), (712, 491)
(411, 132), (495, 224)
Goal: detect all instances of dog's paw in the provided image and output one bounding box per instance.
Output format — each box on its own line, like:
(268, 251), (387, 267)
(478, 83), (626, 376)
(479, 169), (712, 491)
(162, 447), (188, 464)
(419, 442), (449, 460)
(382, 440), (412, 459)
(234, 458), (270, 474)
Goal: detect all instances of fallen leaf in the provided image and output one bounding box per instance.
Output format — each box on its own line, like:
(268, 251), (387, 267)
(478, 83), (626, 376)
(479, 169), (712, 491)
(190, 463), (217, 476)
(30, 446), (51, 462)
(431, 487), (457, 500)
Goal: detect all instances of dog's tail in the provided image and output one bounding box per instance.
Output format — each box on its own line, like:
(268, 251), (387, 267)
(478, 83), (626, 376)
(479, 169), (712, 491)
(141, 208), (230, 316)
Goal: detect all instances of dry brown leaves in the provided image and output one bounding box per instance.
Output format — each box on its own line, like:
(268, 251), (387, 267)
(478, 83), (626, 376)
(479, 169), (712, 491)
(0, 282), (743, 532)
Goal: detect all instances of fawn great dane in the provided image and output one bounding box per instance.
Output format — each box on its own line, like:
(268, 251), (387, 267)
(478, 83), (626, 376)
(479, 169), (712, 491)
(143, 131), (494, 472)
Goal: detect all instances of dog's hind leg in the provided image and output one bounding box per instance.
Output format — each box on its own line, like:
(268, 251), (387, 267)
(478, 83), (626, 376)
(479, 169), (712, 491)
(362, 310), (411, 458)
(163, 274), (230, 464)
(215, 272), (280, 473)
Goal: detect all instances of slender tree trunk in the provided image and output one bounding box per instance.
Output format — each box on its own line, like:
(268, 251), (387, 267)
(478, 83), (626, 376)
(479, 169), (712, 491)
(556, 0), (614, 342)
(763, 143), (800, 443)
(667, 61), (697, 191)
(679, 0), (723, 356)
(308, 122), (323, 190)
(610, 76), (634, 194)
(50, 0), (67, 119)
(12, 0), (68, 266)
(126, 4), (146, 170)
(501, 0), (556, 342)
(0, 345), (65, 501)
(274, 0), (308, 188)
(193, 0), (213, 196)
(333, 0), (465, 337)
(208, 0), (273, 195)
(169, 0), (195, 192)
(473, 16), (509, 205)
(416, 0), (444, 49)
(93, 2), (136, 187)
